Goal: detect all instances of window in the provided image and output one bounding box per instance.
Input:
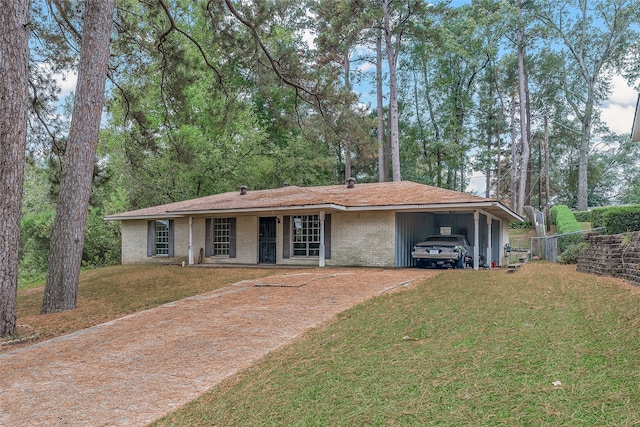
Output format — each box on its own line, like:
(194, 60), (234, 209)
(205, 218), (236, 258)
(292, 215), (320, 257)
(147, 220), (174, 257)
(155, 220), (170, 255)
(213, 218), (231, 256)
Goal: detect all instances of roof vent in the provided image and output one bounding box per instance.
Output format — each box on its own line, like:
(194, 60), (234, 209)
(346, 177), (356, 188)
(240, 185), (248, 195)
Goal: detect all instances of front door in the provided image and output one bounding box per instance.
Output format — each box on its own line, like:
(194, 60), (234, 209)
(259, 217), (277, 264)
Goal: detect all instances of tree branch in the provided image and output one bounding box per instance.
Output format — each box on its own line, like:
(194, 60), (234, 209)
(156, 0), (225, 88)
(221, 0), (322, 109)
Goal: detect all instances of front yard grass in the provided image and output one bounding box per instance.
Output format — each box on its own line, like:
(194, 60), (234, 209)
(154, 263), (640, 426)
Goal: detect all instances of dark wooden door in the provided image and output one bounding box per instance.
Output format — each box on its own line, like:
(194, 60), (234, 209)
(259, 217), (277, 264)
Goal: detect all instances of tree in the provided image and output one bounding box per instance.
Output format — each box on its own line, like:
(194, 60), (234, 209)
(42, 0), (116, 313)
(516, 0), (530, 216)
(381, 0), (401, 181)
(0, 0), (30, 336)
(537, 0), (640, 211)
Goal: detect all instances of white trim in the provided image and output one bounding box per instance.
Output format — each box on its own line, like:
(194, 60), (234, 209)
(473, 211), (479, 270)
(319, 210), (325, 268)
(188, 217), (194, 265)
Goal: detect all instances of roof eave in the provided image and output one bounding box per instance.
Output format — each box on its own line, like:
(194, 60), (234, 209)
(343, 201), (522, 220)
(166, 203), (347, 216)
(104, 213), (186, 221)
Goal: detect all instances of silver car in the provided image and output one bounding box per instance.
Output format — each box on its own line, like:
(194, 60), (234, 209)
(412, 234), (471, 269)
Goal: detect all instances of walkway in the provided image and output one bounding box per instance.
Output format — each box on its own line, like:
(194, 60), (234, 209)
(0, 268), (434, 426)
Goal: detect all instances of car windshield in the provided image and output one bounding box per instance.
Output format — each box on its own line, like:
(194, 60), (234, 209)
(425, 236), (462, 243)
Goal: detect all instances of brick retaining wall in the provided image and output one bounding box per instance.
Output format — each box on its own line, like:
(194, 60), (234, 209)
(577, 231), (640, 286)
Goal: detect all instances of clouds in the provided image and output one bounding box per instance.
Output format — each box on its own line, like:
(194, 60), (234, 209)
(600, 74), (639, 135)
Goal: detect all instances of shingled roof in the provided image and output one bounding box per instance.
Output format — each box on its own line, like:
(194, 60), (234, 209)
(105, 181), (522, 222)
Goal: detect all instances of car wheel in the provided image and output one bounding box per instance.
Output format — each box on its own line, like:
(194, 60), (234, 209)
(457, 256), (466, 269)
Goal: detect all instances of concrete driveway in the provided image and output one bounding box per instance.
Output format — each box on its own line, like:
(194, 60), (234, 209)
(0, 268), (435, 426)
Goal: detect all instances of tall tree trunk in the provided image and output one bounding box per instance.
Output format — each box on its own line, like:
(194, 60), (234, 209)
(509, 94), (518, 212)
(382, 0), (401, 182)
(376, 28), (386, 182)
(577, 94), (593, 210)
(516, 7), (529, 216)
(42, 0), (115, 313)
(0, 0), (29, 337)
(524, 69), (532, 207)
(495, 89), (505, 200)
(544, 114), (551, 231)
(343, 50), (352, 181)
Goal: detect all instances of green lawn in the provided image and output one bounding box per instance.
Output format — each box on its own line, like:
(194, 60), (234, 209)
(153, 263), (640, 426)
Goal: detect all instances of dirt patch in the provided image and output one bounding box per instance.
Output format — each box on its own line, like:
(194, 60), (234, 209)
(0, 268), (436, 426)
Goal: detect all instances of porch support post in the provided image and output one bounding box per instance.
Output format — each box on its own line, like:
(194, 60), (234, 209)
(473, 211), (479, 270)
(487, 215), (492, 268)
(188, 217), (194, 265)
(319, 211), (326, 267)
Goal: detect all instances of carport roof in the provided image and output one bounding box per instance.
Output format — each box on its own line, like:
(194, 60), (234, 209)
(105, 180), (523, 222)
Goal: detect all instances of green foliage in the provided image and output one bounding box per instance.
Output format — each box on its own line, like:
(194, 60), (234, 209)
(82, 208), (121, 267)
(509, 221), (532, 229)
(573, 210), (590, 223)
(19, 208), (55, 288)
(603, 205), (640, 234)
(550, 205), (583, 250)
(590, 206), (609, 228)
(557, 242), (588, 264)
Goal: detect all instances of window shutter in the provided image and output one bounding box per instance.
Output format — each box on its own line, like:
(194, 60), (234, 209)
(229, 218), (237, 258)
(167, 219), (175, 257)
(283, 216), (290, 259)
(325, 214), (331, 260)
(205, 218), (212, 257)
(147, 220), (155, 257)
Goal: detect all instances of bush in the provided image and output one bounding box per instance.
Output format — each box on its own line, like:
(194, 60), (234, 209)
(557, 242), (588, 264)
(82, 207), (121, 267)
(509, 221), (532, 229)
(550, 205), (583, 251)
(603, 205), (640, 234)
(574, 211), (591, 223)
(590, 207), (609, 228)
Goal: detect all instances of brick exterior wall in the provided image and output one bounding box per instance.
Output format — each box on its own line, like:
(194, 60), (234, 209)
(330, 211), (395, 267)
(121, 211), (397, 267)
(577, 231), (640, 286)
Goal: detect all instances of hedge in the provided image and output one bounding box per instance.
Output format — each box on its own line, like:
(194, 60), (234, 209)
(550, 205), (583, 251)
(573, 210), (591, 223)
(603, 205), (640, 234)
(590, 207), (609, 228)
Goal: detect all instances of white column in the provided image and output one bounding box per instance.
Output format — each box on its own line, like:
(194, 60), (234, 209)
(319, 211), (326, 267)
(473, 211), (479, 270)
(487, 216), (492, 268)
(188, 217), (194, 265)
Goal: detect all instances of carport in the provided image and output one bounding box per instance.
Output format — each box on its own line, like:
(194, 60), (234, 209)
(395, 202), (519, 269)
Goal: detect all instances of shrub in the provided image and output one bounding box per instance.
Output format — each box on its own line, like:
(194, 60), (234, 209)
(557, 242), (588, 264)
(550, 205), (583, 250)
(509, 221), (532, 229)
(573, 211), (591, 223)
(603, 205), (640, 234)
(590, 207), (609, 228)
